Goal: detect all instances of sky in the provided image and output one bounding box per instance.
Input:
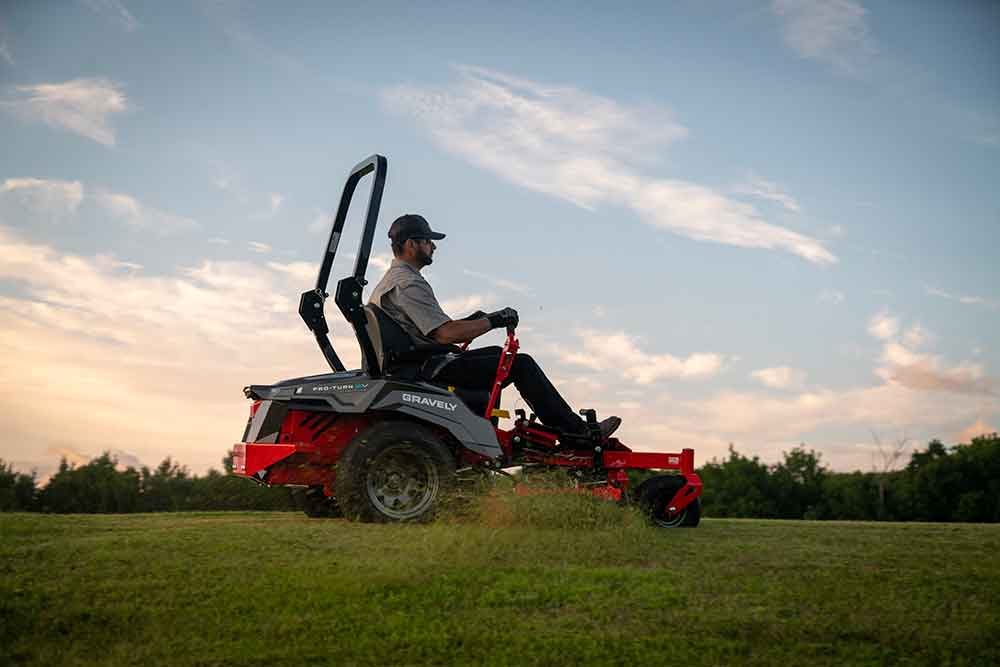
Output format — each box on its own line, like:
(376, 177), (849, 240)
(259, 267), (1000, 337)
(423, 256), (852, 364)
(0, 0), (998, 479)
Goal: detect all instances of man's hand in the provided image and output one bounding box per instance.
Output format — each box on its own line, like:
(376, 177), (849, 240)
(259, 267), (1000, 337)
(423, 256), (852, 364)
(487, 307), (519, 331)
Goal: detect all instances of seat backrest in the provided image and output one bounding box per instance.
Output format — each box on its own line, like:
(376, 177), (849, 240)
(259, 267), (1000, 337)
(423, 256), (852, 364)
(362, 304), (457, 375)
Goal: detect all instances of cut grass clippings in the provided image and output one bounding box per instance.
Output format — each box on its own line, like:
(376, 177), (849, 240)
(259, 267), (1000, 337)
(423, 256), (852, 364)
(2, 502), (998, 666)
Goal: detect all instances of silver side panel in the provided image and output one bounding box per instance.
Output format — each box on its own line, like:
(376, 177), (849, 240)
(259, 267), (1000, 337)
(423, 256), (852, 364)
(253, 376), (503, 459)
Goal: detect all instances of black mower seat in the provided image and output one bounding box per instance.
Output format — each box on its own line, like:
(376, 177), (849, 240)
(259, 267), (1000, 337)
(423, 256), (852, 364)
(362, 304), (491, 413)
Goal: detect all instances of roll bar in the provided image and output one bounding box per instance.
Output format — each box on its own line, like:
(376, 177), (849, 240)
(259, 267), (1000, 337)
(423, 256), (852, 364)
(298, 154), (387, 375)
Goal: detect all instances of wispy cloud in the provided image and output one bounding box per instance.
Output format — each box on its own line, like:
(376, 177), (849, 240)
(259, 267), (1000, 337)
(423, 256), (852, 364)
(462, 268), (533, 296)
(0, 40), (12, 67)
(248, 241), (272, 254)
(95, 191), (198, 233)
(733, 173), (801, 213)
(1, 178), (84, 216)
(559, 329), (724, 384)
(81, 0), (139, 32)
(752, 366), (806, 390)
(771, 0), (877, 76)
(927, 286), (998, 311)
(2, 77), (129, 146)
(384, 66), (836, 265)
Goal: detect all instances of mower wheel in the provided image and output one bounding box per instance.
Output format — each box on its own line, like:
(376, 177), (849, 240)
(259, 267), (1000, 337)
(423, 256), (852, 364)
(635, 475), (701, 528)
(335, 421), (455, 523)
(298, 486), (341, 518)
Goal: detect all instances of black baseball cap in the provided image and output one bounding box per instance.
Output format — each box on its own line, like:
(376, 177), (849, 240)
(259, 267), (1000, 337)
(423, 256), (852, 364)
(388, 214), (446, 243)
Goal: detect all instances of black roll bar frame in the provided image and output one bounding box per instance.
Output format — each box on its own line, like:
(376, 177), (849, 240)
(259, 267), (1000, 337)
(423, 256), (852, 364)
(297, 154), (388, 376)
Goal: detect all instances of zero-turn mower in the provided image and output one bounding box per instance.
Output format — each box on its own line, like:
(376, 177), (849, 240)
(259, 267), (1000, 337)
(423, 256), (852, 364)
(232, 155), (702, 527)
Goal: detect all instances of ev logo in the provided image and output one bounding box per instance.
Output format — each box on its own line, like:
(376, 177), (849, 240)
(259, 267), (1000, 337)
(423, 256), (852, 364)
(402, 393), (458, 412)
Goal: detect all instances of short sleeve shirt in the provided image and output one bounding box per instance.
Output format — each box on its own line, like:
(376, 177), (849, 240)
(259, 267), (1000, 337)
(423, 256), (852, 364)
(367, 259), (451, 345)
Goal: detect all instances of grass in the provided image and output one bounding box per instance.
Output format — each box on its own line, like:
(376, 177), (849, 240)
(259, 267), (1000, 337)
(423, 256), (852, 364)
(2, 496), (999, 666)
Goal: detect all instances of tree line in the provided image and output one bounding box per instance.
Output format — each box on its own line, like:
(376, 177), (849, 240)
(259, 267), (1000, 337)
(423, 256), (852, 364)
(0, 452), (298, 514)
(697, 433), (999, 522)
(2, 433), (998, 521)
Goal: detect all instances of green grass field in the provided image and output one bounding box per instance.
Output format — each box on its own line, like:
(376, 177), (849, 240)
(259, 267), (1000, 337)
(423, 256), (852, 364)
(3, 499), (999, 666)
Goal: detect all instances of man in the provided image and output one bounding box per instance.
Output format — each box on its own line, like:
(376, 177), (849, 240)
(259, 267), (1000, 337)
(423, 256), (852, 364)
(368, 213), (621, 440)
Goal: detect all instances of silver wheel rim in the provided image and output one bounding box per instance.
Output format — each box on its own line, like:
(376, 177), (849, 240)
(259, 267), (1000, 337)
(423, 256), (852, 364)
(365, 444), (439, 520)
(652, 506), (686, 528)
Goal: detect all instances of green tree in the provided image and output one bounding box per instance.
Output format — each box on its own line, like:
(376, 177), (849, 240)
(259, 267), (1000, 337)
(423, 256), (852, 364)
(0, 460), (37, 511)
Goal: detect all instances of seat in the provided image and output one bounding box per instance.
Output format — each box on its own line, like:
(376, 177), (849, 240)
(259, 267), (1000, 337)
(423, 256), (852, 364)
(362, 305), (492, 414)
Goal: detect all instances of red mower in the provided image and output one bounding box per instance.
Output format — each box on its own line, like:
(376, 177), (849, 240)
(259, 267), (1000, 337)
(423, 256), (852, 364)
(232, 155), (702, 527)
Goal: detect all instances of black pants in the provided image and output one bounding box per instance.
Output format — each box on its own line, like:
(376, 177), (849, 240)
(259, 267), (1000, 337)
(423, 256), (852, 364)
(435, 346), (585, 434)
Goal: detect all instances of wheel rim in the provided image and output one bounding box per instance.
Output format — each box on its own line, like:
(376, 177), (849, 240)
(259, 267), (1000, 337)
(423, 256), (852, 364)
(365, 444), (440, 520)
(651, 505), (687, 528)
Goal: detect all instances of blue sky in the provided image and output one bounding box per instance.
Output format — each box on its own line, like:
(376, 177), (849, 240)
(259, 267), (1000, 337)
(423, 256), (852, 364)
(1, 0), (997, 477)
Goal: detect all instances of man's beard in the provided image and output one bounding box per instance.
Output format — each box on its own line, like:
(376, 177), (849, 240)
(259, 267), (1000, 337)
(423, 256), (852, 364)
(417, 248), (434, 267)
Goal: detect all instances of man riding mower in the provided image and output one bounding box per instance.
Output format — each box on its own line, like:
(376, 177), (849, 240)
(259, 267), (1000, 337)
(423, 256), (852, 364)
(232, 154), (702, 527)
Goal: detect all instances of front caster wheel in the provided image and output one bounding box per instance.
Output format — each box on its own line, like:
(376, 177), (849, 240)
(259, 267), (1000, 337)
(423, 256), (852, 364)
(635, 475), (701, 528)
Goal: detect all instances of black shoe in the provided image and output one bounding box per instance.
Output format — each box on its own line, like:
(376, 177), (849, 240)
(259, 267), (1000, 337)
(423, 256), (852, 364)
(599, 416), (622, 440)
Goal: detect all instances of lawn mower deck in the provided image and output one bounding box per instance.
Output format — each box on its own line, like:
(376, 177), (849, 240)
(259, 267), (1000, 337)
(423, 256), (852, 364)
(232, 154), (702, 527)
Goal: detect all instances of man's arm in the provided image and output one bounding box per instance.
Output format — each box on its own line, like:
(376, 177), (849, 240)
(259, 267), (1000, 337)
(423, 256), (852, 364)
(431, 318), (490, 345)
(431, 308), (519, 344)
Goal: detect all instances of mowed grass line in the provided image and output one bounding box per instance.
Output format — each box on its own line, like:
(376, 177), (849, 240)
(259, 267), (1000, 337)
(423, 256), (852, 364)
(2, 508), (998, 666)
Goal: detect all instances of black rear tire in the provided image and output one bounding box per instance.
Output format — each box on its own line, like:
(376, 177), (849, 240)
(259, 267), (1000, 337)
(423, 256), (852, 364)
(635, 475), (701, 528)
(334, 421), (455, 523)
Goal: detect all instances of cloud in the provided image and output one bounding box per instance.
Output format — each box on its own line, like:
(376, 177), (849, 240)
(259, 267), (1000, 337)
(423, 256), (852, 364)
(95, 190), (198, 233)
(956, 419), (996, 444)
(733, 173), (801, 213)
(266, 260), (316, 285)
(440, 294), (493, 316)
(559, 329), (724, 384)
(902, 324), (930, 349)
(819, 289), (845, 304)
(81, 0), (139, 32)
(0, 40), (12, 67)
(927, 286), (998, 311)
(771, 0), (877, 75)
(868, 311), (992, 396)
(1, 177), (84, 216)
(877, 342), (992, 396)
(0, 224), (360, 474)
(384, 66), (835, 265)
(752, 366), (806, 389)
(867, 311), (898, 340)
(248, 241), (272, 254)
(462, 268), (533, 296)
(2, 77), (129, 146)
(370, 253), (394, 272)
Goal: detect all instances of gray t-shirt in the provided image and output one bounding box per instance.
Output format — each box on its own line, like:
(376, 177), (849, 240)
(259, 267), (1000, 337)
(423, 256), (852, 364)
(368, 259), (451, 345)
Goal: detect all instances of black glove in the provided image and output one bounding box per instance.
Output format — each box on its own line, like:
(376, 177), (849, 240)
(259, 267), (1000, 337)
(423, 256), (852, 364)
(462, 310), (487, 321)
(487, 307), (519, 330)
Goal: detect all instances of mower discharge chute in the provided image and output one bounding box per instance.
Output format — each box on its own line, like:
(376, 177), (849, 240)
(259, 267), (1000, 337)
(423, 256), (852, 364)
(232, 154), (703, 527)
